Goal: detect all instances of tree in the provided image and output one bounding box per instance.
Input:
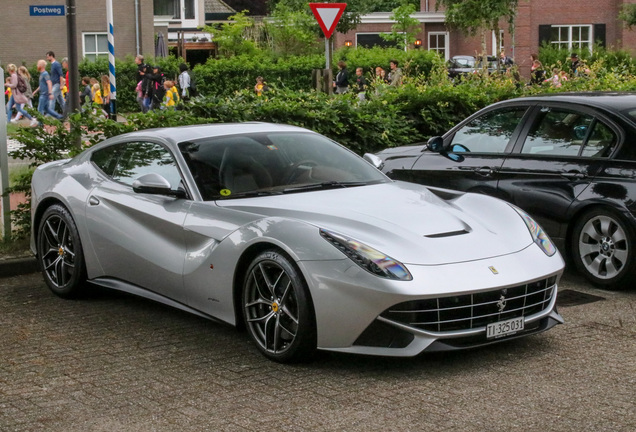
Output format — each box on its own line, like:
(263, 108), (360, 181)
(380, 1), (421, 51)
(205, 11), (258, 58)
(436, 0), (519, 62)
(265, 2), (320, 56)
(619, 4), (636, 29)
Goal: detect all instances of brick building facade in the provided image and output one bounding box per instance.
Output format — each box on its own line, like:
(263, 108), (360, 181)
(0, 0), (155, 67)
(334, 0), (636, 76)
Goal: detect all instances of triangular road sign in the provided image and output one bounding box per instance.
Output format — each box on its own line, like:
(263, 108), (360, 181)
(309, 3), (347, 39)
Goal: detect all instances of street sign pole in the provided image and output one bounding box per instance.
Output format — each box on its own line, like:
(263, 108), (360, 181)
(106, 0), (117, 120)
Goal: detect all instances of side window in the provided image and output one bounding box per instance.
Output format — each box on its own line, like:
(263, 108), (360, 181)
(91, 144), (122, 176)
(521, 108), (595, 156)
(580, 121), (617, 158)
(111, 142), (182, 189)
(450, 107), (527, 153)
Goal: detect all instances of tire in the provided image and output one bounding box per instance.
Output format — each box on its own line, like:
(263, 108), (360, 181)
(37, 204), (87, 298)
(571, 208), (635, 290)
(242, 250), (316, 363)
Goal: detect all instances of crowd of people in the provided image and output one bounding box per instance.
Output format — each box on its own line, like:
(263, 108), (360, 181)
(5, 50), (591, 127)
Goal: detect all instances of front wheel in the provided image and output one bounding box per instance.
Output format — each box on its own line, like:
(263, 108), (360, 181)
(571, 208), (635, 290)
(37, 204), (87, 298)
(242, 250), (316, 363)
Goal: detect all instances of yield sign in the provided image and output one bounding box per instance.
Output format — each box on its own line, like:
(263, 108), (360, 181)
(309, 3), (347, 39)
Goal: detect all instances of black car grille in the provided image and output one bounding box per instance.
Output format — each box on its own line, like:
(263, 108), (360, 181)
(381, 276), (557, 333)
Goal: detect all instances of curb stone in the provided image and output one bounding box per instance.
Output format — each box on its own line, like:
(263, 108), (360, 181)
(0, 256), (38, 278)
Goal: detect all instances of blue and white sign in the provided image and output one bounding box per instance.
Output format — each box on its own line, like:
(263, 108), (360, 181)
(30, 5), (65, 16)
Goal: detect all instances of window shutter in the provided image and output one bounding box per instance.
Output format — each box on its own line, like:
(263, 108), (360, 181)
(538, 25), (552, 47)
(594, 24), (606, 47)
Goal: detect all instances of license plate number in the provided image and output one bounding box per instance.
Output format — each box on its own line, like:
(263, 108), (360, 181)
(487, 317), (524, 339)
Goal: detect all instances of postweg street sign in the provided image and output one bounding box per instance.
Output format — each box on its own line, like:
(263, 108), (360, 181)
(29, 5), (66, 16)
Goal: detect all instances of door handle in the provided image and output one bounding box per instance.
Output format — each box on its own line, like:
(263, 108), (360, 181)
(474, 167), (495, 176)
(561, 171), (586, 180)
(89, 196), (100, 206)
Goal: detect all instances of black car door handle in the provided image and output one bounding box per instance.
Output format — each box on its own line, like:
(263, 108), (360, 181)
(561, 171), (586, 180)
(474, 167), (495, 176)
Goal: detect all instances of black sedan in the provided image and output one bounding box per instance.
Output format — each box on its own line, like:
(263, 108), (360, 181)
(368, 93), (636, 289)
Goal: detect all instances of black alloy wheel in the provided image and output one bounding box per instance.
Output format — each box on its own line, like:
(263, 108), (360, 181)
(242, 250), (316, 363)
(37, 204), (87, 298)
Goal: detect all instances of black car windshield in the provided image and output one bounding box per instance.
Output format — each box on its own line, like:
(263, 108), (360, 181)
(179, 131), (389, 200)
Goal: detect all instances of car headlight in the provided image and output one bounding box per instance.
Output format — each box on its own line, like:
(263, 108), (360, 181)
(320, 229), (412, 280)
(511, 206), (557, 256)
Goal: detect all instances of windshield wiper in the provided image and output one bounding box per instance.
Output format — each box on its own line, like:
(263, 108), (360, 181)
(217, 190), (283, 199)
(283, 181), (369, 193)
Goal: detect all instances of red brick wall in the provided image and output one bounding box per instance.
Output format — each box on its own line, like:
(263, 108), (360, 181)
(0, 0), (155, 67)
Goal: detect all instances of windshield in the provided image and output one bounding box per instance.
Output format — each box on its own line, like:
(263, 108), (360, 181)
(179, 131), (389, 200)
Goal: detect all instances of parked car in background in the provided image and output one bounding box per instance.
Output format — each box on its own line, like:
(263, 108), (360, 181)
(31, 123), (564, 363)
(447, 55), (499, 79)
(367, 93), (636, 290)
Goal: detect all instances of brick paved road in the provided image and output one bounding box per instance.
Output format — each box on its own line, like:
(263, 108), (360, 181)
(1, 271), (635, 431)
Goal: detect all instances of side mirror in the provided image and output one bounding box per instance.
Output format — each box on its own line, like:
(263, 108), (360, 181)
(132, 173), (186, 198)
(426, 136), (445, 152)
(363, 153), (384, 170)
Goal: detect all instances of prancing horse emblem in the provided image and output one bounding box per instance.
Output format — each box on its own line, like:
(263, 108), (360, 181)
(497, 295), (507, 312)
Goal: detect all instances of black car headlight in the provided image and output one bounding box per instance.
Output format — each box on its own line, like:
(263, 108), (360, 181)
(320, 229), (412, 280)
(511, 206), (557, 257)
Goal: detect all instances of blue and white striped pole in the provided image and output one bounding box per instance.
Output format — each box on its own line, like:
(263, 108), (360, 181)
(106, 0), (116, 119)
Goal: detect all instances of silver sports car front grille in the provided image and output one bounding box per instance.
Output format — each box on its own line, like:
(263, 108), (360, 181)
(381, 276), (557, 332)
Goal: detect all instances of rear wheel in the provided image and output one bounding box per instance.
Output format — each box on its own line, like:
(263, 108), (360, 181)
(571, 208), (635, 290)
(242, 250), (316, 363)
(37, 204), (87, 298)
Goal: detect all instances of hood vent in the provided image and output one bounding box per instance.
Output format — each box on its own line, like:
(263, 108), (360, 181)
(424, 229), (469, 239)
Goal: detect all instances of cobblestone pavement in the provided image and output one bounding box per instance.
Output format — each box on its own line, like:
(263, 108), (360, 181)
(1, 271), (635, 432)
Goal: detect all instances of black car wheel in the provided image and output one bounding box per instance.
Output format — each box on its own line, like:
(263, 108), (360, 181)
(37, 204), (87, 298)
(242, 250), (316, 363)
(571, 208), (635, 290)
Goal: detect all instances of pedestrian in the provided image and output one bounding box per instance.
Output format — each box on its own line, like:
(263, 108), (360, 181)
(500, 51), (514, 69)
(355, 67), (367, 101)
(334, 61), (349, 94)
(529, 55), (545, 85)
(570, 53), (580, 76)
(13, 66), (35, 122)
(149, 66), (166, 110)
(254, 76), (268, 96)
(100, 75), (111, 119)
(35, 59), (63, 121)
(375, 66), (388, 83)
(389, 60), (403, 86)
(178, 63), (192, 101)
(162, 80), (179, 109)
(5, 64), (36, 125)
(61, 57), (71, 117)
(46, 51), (65, 115)
(79, 76), (92, 110)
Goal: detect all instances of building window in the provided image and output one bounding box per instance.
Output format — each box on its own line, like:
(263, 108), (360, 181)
(356, 33), (398, 49)
(83, 33), (109, 62)
(550, 25), (592, 50)
(428, 32), (448, 61)
(153, 0), (194, 19)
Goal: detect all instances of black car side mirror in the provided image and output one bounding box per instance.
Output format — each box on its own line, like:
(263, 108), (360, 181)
(426, 136), (445, 152)
(426, 136), (465, 162)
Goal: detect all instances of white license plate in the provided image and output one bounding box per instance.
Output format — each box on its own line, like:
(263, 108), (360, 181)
(486, 317), (524, 339)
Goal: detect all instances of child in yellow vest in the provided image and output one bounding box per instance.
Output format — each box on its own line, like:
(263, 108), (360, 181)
(162, 81), (180, 109)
